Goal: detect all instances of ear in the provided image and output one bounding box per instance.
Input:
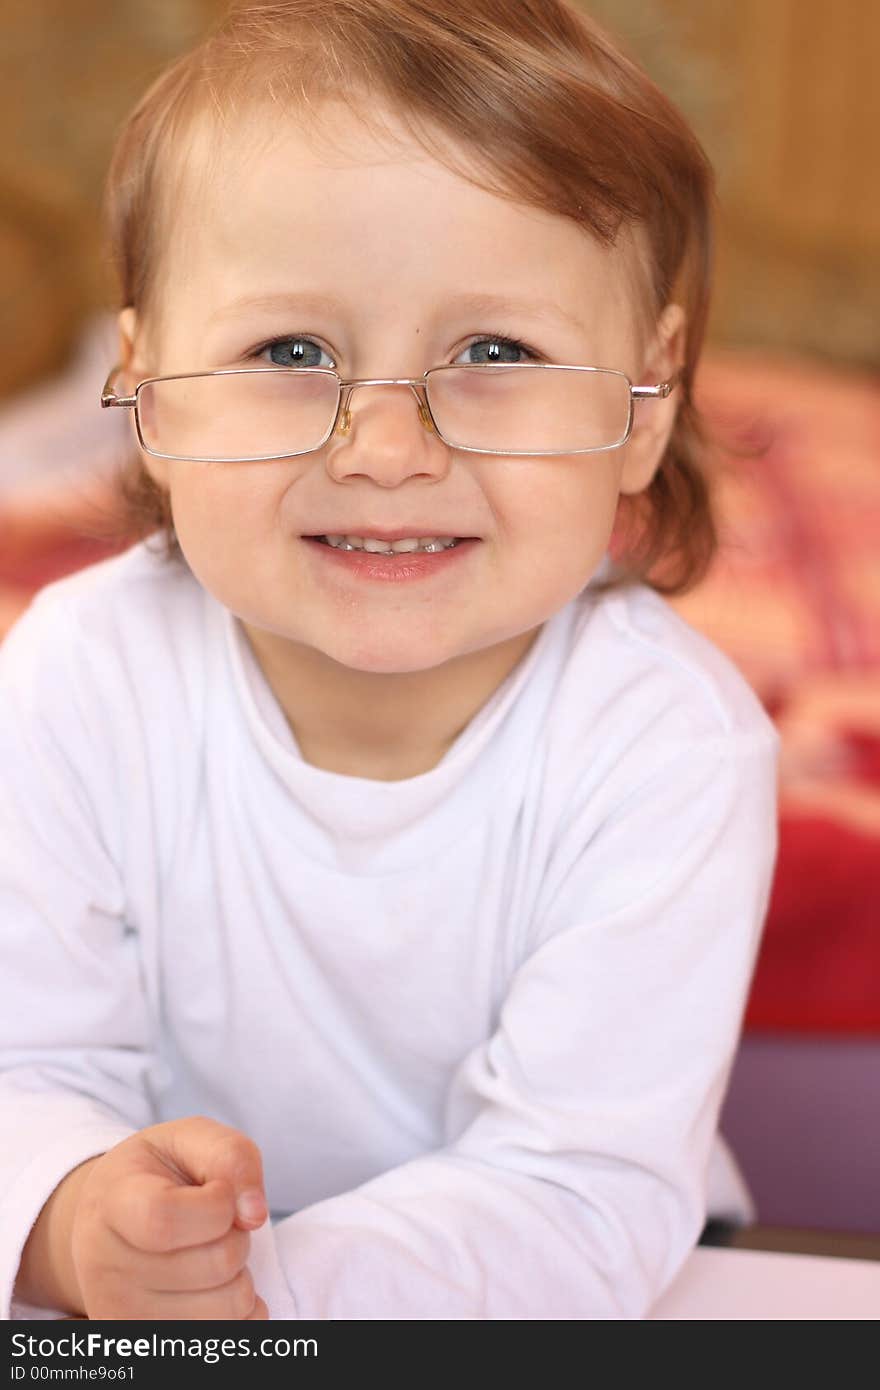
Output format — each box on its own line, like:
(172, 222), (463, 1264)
(618, 302), (686, 496)
(117, 306), (171, 489)
(117, 306), (139, 388)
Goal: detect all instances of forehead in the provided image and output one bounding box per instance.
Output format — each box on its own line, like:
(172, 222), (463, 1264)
(156, 97), (645, 348)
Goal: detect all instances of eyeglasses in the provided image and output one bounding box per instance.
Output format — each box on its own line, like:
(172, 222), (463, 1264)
(101, 362), (680, 463)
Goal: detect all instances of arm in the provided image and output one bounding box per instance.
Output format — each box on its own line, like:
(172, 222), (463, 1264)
(14, 1159), (98, 1315)
(0, 595), (152, 1317)
(0, 593), (286, 1321)
(261, 730), (779, 1319)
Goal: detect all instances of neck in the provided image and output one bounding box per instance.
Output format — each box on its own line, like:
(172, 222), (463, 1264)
(239, 622), (542, 781)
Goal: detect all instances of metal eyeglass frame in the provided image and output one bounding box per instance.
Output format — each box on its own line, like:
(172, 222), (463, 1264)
(101, 362), (682, 463)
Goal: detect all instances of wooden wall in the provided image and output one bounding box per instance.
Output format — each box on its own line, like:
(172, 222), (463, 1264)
(0, 0), (221, 399)
(0, 0), (877, 400)
(660, 0), (880, 367)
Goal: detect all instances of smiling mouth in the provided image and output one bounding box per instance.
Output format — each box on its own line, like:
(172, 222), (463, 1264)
(303, 535), (479, 549)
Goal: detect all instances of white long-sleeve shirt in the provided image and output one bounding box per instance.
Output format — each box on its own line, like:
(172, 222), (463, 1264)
(0, 540), (779, 1320)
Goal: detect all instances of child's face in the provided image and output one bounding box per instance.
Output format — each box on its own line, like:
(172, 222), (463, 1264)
(122, 100), (681, 677)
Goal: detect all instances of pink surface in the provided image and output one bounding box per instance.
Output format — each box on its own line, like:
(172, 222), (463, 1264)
(649, 1245), (880, 1319)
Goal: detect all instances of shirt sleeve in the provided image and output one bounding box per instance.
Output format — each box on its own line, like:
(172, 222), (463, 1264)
(258, 728), (780, 1319)
(0, 594), (164, 1321)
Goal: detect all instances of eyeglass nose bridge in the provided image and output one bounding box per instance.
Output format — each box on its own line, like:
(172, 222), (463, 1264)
(335, 377), (437, 438)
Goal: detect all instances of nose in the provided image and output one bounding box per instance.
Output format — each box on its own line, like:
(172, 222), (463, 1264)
(325, 378), (445, 486)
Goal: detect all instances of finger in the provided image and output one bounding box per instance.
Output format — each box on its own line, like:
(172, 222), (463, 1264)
(97, 1221), (252, 1292)
(106, 1172), (238, 1253)
(245, 1296), (269, 1321)
(144, 1118), (268, 1228)
(86, 1267), (259, 1322)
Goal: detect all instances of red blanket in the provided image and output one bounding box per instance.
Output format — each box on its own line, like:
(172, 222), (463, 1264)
(671, 352), (880, 1034)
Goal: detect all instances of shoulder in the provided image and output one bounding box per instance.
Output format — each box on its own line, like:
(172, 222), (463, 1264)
(596, 582), (777, 740)
(542, 580), (780, 804)
(11, 538), (199, 637)
(0, 539), (208, 718)
(2, 538), (202, 649)
(528, 583), (782, 938)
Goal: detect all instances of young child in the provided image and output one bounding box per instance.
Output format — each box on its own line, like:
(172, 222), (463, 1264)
(1, 0), (779, 1320)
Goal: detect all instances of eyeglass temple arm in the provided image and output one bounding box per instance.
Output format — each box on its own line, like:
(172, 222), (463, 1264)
(631, 366), (683, 401)
(101, 364), (137, 409)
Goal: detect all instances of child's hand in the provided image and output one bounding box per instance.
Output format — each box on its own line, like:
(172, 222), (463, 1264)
(68, 1116), (271, 1320)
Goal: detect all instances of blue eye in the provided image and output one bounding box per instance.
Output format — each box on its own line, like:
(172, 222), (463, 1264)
(256, 336), (334, 369)
(250, 331), (540, 371)
(458, 335), (539, 366)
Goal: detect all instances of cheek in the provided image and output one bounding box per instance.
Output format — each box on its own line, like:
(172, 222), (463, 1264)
(167, 462), (286, 538)
(503, 456), (624, 542)
(164, 467), (293, 604)
(491, 460), (623, 608)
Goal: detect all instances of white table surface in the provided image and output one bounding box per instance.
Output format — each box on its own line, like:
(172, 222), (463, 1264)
(650, 1245), (880, 1319)
(18, 1243), (879, 1321)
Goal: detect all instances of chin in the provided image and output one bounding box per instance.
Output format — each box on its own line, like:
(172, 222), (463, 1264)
(324, 636), (455, 676)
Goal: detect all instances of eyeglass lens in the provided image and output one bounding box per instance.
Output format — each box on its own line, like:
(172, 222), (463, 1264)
(135, 366), (632, 461)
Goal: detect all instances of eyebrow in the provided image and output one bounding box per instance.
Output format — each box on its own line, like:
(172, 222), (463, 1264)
(208, 290), (584, 332)
(441, 291), (585, 332)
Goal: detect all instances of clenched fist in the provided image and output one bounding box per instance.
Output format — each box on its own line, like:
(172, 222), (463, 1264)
(19, 1116), (271, 1320)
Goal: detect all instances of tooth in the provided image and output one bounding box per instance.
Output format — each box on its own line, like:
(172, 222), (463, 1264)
(323, 534), (458, 553)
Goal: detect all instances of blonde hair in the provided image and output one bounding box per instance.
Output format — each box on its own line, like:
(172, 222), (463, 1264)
(103, 0), (720, 597)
